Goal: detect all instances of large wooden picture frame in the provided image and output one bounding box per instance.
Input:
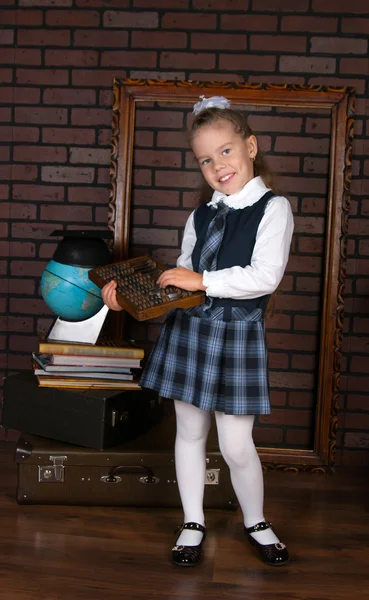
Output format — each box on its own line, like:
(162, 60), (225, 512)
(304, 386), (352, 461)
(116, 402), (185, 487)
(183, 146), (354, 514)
(108, 79), (355, 472)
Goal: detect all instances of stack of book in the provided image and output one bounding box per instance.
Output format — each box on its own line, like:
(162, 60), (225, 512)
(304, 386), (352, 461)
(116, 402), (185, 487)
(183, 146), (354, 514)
(32, 339), (144, 390)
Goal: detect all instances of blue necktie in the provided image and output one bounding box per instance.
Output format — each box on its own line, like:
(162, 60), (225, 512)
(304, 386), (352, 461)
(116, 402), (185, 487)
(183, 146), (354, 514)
(199, 202), (232, 275)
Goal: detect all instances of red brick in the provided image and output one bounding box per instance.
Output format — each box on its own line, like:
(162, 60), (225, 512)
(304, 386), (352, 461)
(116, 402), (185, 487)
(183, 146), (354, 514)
(152, 209), (189, 227)
(282, 16), (338, 32)
(134, 149), (181, 169)
(358, 239), (369, 256)
(285, 429), (311, 447)
(75, 30), (129, 48)
(1, 9), (43, 25)
(134, 131), (154, 148)
(45, 50), (98, 67)
(6, 316), (34, 332)
(131, 69), (185, 80)
(72, 69), (126, 87)
(304, 157), (329, 175)
(132, 31), (187, 49)
(251, 35), (306, 53)
(101, 50), (157, 68)
(15, 107), (67, 125)
(295, 277), (321, 293)
(0, 222), (8, 236)
(0, 184), (9, 199)
(220, 54), (275, 72)
(42, 127), (95, 145)
(193, 0), (248, 8)
(279, 176), (327, 195)
(0, 241), (35, 256)
(250, 115), (303, 133)
(267, 353), (289, 370)
(0, 48), (41, 65)
(270, 370), (315, 389)
(259, 409), (313, 427)
(71, 108), (111, 126)
(70, 148), (110, 165)
(265, 313), (291, 330)
(294, 315), (320, 332)
(275, 136), (330, 155)
(8, 279), (35, 294)
(155, 170), (201, 189)
(345, 411), (369, 429)
(1, 87), (40, 104)
(312, 0), (369, 12)
(13, 184), (64, 202)
(342, 18), (369, 34)
(46, 9), (99, 26)
(132, 189), (179, 207)
(98, 168), (109, 185)
(340, 57), (369, 75)
(162, 12), (215, 30)
(161, 52), (215, 70)
(103, 10), (158, 28)
(9, 334), (38, 352)
(42, 166), (94, 183)
(10, 259), (46, 277)
(135, 0), (187, 6)
(99, 89), (113, 107)
(305, 117), (331, 135)
(311, 36), (367, 54)
(190, 72), (245, 83)
(267, 332), (317, 352)
(0, 68), (12, 83)
(291, 354), (316, 371)
(0, 29), (14, 44)
(281, 55), (336, 73)
(254, 0), (308, 8)
(221, 14), (277, 31)
(191, 33), (246, 51)
(253, 427), (283, 445)
(40, 204), (92, 222)
(133, 169), (152, 187)
(77, 0), (129, 6)
(0, 147), (10, 161)
(11, 222), (56, 240)
(0, 108), (11, 122)
(298, 236), (324, 254)
(266, 156), (299, 174)
(131, 209), (150, 226)
(136, 110), (184, 129)
(42, 88), (95, 105)
(346, 395), (369, 411)
(132, 227), (178, 247)
(0, 164), (38, 181)
(14, 146), (66, 163)
(16, 68), (68, 86)
(9, 202), (37, 220)
(17, 29), (70, 46)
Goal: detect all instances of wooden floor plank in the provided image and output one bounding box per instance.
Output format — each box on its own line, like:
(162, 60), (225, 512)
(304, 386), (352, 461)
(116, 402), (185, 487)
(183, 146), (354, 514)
(0, 443), (369, 600)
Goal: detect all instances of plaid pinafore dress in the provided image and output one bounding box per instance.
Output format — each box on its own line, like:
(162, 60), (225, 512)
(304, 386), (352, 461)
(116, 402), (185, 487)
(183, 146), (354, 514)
(140, 191), (275, 415)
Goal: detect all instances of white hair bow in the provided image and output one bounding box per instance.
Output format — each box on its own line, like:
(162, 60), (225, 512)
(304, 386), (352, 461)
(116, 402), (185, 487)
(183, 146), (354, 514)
(192, 95), (230, 115)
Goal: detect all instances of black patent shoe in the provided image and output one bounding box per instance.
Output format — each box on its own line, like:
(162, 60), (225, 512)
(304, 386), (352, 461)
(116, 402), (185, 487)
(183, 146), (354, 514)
(245, 521), (289, 566)
(172, 522), (206, 567)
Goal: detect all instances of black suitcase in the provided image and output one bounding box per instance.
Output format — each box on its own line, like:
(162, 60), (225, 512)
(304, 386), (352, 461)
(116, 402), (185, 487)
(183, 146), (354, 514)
(1, 371), (163, 450)
(14, 407), (238, 510)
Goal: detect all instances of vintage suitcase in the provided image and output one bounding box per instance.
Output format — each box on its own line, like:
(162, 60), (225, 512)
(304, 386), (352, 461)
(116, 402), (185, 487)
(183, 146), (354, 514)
(15, 407), (238, 510)
(1, 371), (163, 450)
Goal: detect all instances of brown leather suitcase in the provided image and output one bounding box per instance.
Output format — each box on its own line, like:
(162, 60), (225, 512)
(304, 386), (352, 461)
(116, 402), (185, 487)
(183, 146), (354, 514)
(15, 406), (238, 510)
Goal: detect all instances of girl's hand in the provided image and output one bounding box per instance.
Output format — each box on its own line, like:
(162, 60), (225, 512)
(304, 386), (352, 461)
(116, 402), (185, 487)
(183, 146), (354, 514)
(157, 267), (206, 292)
(101, 280), (123, 311)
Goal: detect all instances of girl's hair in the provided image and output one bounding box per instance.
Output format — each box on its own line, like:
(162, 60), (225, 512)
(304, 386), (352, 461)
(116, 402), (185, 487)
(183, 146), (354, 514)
(189, 107), (277, 204)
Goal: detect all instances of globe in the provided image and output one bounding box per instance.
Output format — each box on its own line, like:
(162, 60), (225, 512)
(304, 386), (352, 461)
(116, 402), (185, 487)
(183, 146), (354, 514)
(40, 230), (113, 323)
(41, 260), (104, 322)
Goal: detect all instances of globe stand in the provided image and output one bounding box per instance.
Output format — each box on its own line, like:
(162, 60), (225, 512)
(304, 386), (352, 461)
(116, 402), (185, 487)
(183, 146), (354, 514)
(47, 305), (109, 345)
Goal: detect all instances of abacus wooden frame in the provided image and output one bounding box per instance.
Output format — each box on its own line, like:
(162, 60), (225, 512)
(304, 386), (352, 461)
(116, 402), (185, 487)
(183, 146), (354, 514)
(107, 79), (355, 472)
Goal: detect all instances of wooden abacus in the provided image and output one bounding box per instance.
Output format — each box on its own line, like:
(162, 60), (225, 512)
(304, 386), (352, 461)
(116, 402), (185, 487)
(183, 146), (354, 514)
(88, 256), (205, 321)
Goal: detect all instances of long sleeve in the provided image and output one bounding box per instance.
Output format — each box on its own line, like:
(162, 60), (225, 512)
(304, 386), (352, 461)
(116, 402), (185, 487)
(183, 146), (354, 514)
(203, 196), (294, 299)
(176, 211), (196, 270)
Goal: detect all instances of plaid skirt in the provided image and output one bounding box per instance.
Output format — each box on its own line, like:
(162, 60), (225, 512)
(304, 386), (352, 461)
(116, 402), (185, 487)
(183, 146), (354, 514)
(140, 305), (270, 415)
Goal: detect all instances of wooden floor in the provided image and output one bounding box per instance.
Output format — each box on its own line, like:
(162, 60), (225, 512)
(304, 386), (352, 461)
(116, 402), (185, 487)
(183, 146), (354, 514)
(0, 442), (368, 600)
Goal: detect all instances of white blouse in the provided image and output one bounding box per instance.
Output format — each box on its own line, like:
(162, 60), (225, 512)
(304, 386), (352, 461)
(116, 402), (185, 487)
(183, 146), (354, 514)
(176, 176), (294, 300)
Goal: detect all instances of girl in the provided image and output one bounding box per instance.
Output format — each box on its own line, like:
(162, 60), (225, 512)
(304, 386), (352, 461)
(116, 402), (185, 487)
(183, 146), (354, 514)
(102, 96), (294, 568)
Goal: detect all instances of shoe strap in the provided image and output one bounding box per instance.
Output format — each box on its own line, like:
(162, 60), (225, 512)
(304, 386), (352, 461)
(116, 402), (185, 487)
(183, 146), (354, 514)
(180, 522), (206, 534)
(246, 521), (272, 534)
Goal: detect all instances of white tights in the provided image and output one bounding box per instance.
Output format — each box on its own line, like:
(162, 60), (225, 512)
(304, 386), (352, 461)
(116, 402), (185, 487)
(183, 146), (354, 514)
(174, 400), (280, 547)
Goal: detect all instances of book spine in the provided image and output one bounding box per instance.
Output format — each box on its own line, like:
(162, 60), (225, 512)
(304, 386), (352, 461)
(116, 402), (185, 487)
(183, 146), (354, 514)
(38, 342), (144, 359)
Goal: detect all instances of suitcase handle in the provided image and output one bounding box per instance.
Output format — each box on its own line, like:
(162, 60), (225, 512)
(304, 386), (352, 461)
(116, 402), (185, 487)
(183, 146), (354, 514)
(105, 464), (159, 484)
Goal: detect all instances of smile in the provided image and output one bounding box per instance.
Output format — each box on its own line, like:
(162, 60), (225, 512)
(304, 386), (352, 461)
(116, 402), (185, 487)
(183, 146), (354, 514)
(219, 173), (234, 183)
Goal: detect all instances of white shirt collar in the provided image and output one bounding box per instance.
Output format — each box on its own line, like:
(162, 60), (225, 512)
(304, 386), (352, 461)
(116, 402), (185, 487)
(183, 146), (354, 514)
(207, 176), (270, 210)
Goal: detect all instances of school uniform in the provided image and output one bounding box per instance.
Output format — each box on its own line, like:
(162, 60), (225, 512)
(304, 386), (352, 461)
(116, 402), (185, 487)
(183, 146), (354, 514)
(140, 176), (294, 415)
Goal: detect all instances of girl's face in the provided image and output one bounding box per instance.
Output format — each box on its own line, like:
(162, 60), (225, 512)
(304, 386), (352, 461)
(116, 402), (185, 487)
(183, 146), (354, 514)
(191, 120), (257, 195)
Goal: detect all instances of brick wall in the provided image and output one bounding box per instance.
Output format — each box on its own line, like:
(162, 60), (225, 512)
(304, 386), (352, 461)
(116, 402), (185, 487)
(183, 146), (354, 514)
(0, 0), (368, 466)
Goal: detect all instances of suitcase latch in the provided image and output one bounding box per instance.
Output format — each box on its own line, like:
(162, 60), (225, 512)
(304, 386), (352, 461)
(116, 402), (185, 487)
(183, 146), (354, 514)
(205, 469), (220, 485)
(38, 455), (67, 483)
